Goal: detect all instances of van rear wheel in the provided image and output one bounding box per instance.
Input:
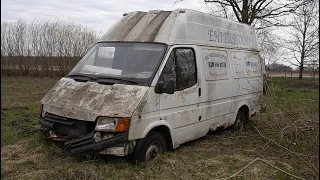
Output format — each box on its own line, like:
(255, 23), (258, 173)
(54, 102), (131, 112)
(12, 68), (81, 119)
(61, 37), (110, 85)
(230, 111), (245, 131)
(131, 131), (167, 163)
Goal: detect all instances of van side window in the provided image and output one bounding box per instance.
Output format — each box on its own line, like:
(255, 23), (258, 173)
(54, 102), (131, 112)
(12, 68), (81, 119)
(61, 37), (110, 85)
(176, 49), (197, 90)
(160, 48), (197, 91)
(160, 51), (177, 90)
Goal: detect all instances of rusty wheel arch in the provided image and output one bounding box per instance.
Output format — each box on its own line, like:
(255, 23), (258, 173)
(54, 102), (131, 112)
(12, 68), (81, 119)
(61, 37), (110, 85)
(149, 125), (173, 150)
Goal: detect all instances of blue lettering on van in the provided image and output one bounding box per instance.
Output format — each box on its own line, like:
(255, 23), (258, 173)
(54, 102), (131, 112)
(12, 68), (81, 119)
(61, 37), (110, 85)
(208, 30), (214, 41)
(246, 62), (257, 67)
(208, 29), (251, 46)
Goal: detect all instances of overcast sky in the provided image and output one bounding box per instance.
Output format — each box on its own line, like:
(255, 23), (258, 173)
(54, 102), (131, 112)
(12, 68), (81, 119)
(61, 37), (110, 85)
(1, 0), (300, 67)
(1, 0), (209, 34)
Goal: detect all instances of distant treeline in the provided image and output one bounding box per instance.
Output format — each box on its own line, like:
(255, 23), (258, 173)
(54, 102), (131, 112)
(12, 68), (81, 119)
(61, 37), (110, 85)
(1, 56), (81, 77)
(1, 19), (98, 77)
(266, 63), (293, 72)
(266, 62), (319, 73)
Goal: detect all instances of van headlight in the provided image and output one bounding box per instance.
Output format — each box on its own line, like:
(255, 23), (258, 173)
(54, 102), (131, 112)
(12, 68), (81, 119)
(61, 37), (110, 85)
(95, 117), (130, 132)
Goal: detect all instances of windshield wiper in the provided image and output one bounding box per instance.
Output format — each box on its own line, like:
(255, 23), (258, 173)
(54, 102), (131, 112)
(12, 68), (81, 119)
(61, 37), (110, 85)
(67, 74), (140, 85)
(66, 74), (97, 82)
(96, 76), (139, 85)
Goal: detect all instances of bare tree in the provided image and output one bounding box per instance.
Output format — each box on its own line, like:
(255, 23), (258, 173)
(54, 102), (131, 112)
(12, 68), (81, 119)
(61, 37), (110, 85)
(1, 19), (99, 77)
(176, 0), (303, 68)
(256, 27), (287, 66)
(284, 0), (319, 79)
(203, 0), (302, 27)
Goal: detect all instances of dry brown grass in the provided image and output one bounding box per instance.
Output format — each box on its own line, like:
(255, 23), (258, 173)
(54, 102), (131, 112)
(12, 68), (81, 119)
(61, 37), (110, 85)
(1, 77), (319, 179)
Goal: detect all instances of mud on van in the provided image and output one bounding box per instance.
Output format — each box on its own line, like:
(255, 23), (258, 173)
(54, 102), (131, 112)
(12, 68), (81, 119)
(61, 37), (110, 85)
(38, 9), (265, 162)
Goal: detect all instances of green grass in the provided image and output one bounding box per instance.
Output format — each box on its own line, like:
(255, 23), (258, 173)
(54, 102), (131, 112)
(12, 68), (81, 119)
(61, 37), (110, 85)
(1, 76), (319, 179)
(1, 77), (59, 146)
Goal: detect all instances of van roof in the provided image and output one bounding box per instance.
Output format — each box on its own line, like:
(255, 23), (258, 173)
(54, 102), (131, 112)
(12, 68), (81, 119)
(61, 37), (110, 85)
(99, 9), (259, 51)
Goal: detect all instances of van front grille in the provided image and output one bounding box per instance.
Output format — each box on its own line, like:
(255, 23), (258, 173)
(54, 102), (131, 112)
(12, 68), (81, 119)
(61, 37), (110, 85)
(44, 112), (75, 125)
(41, 112), (95, 139)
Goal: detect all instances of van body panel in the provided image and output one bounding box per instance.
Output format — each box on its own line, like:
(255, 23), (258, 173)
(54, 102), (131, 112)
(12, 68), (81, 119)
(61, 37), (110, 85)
(129, 87), (160, 140)
(198, 47), (233, 123)
(231, 50), (263, 118)
(41, 77), (149, 121)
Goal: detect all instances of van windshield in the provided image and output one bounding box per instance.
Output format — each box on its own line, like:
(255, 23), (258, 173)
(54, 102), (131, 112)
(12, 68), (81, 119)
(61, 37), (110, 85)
(68, 42), (167, 85)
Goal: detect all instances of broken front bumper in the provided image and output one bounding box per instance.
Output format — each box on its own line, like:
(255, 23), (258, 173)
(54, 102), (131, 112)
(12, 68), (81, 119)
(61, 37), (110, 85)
(38, 116), (134, 156)
(63, 132), (129, 155)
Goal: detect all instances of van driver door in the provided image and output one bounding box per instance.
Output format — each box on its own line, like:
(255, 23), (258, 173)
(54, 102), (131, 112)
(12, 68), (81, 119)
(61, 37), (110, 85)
(157, 46), (201, 147)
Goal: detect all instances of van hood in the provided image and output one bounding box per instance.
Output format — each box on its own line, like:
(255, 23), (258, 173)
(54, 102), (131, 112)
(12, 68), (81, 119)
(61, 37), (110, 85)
(41, 77), (149, 122)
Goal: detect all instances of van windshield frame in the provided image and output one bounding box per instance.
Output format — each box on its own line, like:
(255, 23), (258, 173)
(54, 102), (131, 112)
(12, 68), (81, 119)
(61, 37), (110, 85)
(68, 42), (168, 86)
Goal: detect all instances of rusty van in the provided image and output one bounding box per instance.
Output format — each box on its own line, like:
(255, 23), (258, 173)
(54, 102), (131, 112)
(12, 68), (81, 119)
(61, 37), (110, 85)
(38, 9), (265, 162)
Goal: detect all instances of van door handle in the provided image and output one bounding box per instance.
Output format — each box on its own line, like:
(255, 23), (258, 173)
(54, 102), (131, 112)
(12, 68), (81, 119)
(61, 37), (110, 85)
(198, 88), (201, 97)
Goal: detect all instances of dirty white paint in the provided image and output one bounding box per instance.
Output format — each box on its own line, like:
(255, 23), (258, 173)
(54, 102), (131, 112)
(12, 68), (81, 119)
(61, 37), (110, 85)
(128, 44), (262, 148)
(41, 77), (148, 122)
(99, 9), (258, 51)
(233, 51), (261, 78)
(41, 9), (264, 153)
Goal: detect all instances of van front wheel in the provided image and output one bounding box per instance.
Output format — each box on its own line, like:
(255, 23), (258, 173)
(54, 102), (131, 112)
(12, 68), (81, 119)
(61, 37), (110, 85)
(131, 131), (167, 163)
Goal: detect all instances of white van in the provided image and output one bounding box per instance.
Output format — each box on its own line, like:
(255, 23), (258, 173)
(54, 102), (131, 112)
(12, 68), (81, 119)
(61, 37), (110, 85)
(38, 9), (264, 162)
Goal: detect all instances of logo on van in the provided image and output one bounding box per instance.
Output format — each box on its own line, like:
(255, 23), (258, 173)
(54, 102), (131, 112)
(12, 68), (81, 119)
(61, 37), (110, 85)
(203, 50), (228, 80)
(208, 29), (250, 47)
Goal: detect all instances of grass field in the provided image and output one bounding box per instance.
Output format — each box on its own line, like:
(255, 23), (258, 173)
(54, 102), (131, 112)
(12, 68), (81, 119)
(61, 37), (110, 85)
(1, 77), (319, 179)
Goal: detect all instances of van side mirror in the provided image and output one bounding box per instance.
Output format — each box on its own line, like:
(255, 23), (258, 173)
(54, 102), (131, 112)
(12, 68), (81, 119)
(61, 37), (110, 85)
(155, 79), (175, 94)
(165, 79), (175, 94)
(155, 81), (164, 94)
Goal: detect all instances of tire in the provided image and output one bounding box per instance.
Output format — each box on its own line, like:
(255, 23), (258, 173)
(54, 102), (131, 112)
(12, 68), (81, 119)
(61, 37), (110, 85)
(131, 131), (167, 163)
(230, 111), (245, 131)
